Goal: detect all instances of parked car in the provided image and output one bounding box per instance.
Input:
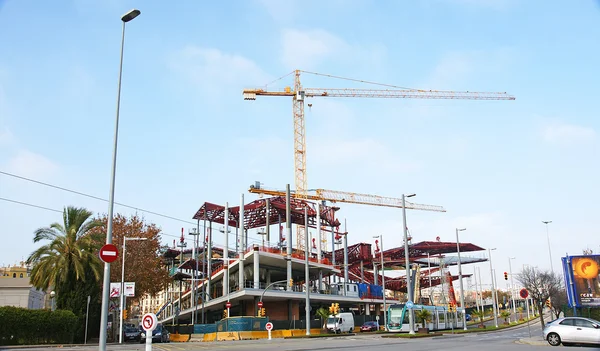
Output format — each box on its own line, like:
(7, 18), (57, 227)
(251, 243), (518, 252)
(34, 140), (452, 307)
(140, 324), (170, 343)
(123, 326), (140, 342)
(360, 321), (379, 332)
(543, 317), (600, 346)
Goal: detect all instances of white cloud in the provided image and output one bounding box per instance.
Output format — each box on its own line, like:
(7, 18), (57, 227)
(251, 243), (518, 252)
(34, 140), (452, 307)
(280, 28), (386, 71)
(0, 127), (15, 146)
(542, 122), (596, 144)
(168, 46), (271, 94)
(256, 0), (296, 23)
(442, 0), (516, 10)
(5, 150), (60, 179)
(425, 48), (516, 89)
(309, 137), (422, 174)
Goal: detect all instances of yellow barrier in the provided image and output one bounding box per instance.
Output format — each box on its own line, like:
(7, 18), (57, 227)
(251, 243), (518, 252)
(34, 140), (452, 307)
(215, 331), (240, 341)
(198, 328), (329, 342)
(170, 333), (190, 342)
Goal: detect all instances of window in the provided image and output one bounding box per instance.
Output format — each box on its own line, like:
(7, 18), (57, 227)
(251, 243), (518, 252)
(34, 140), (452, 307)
(560, 319), (575, 326)
(19, 273), (23, 278)
(575, 319), (595, 328)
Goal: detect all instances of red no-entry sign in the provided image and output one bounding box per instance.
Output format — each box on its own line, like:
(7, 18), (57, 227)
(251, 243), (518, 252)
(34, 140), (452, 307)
(226, 302), (232, 309)
(257, 301), (263, 308)
(99, 244), (119, 263)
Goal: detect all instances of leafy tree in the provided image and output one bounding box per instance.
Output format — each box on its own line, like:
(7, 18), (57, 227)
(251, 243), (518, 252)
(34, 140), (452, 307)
(481, 289), (511, 304)
(516, 266), (562, 328)
(90, 213), (170, 301)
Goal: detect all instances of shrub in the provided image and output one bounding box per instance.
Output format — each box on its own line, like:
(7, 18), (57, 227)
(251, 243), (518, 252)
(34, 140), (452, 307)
(0, 307), (78, 345)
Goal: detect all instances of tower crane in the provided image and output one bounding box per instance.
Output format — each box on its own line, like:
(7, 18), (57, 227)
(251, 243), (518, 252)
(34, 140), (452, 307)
(243, 69), (515, 251)
(249, 183), (446, 212)
(249, 182), (445, 253)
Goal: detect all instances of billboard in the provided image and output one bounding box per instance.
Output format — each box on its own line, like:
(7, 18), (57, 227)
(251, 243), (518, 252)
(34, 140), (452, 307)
(562, 255), (600, 307)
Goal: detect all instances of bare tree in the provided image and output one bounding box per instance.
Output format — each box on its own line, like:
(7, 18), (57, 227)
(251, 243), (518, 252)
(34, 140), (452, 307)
(516, 266), (562, 328)
(550, 288), (568, 319)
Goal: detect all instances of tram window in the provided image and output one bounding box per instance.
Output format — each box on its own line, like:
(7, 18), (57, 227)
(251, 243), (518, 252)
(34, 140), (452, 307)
(438, 311), (445, 323)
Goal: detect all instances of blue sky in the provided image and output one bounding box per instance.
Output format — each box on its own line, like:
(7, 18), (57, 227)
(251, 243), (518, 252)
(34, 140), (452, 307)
(1, 0), (599, 291)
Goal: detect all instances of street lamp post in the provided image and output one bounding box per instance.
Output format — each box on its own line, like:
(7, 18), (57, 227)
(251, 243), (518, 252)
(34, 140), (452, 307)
(455, 228), (467, 330)
(402, 193), (416, 334)
(508, 257), (516, 323)
(542, 221), (553, 272)
(119, 237), (147, 343)
(488, 248), (499, 328)
(542, 220), (554, 312)
(99, 9), (140, 351)
(374, 235), (387, 331)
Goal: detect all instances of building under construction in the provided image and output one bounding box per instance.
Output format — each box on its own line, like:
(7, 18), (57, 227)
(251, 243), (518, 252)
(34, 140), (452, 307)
(154, 195), (488, 329)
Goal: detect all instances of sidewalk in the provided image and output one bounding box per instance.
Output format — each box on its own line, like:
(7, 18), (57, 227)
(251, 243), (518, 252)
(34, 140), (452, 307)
(516, 336), (547, 346)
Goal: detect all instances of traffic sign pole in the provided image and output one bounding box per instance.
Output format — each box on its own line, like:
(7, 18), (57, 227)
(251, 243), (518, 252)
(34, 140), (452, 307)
(265, 322), (273, 340)
(142, 313), (157, 351)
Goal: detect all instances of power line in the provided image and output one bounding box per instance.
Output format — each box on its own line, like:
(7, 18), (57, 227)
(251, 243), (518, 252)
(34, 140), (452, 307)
(0, 170), (196, 225)
(0, 171), (268, 246)
(0, 196), (189, 241)
(0, 197), (63, 213)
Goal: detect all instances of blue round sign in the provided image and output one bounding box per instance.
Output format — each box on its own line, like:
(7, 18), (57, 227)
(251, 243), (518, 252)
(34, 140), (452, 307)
(406, 301), (414, 309)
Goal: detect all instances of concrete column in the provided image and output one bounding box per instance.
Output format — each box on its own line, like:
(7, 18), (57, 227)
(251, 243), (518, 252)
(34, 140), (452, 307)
(253, 245), (260, 289)
(266, 269), (271, 286)
(343, 221), (349, 293)
(207, 221), (213, 300)
(331, 225), (336, 284)
(365, 303), (371, 315)
(223, 203), (229, 298)
(265, 199), (270, 244)
(316, 203), (322, 261)
(286, 185), (292, 292)
(360, 260), (364, 283)
(238, 194), (245, 290)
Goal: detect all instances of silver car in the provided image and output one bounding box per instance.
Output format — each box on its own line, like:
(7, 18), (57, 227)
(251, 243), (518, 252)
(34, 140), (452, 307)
(543, 317), (600, 346)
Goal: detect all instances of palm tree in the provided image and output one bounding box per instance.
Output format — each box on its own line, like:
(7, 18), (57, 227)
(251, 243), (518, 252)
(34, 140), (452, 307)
(27, 206), (104, 300)
(316, 307), (330, 329)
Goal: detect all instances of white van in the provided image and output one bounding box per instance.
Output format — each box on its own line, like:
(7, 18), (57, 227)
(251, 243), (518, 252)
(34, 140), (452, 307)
(326, 312), (355, 334)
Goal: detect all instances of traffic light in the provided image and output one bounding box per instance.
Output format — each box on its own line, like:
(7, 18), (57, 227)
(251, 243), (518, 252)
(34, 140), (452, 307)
(289, 278), (294, 287)
(504, 272), (508, 280)
(546, 300), (551, 308)
(329, 304), (335, 314)
(333, 303), (340, 314)
(122, 309), (128, 320)
(223, 309), (228, 319)
(259, 308), (266, 317)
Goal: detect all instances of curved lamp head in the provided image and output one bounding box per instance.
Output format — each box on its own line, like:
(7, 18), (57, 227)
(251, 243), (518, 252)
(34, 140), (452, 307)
(50, 291), (56, 298)
(121, 9), (141, 23)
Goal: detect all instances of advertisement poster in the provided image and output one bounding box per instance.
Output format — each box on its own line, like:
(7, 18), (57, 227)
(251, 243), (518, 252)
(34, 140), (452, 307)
(124, 282), (136, 297)
(563, 255), (600, 307)
(109, 282), (121, 298)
